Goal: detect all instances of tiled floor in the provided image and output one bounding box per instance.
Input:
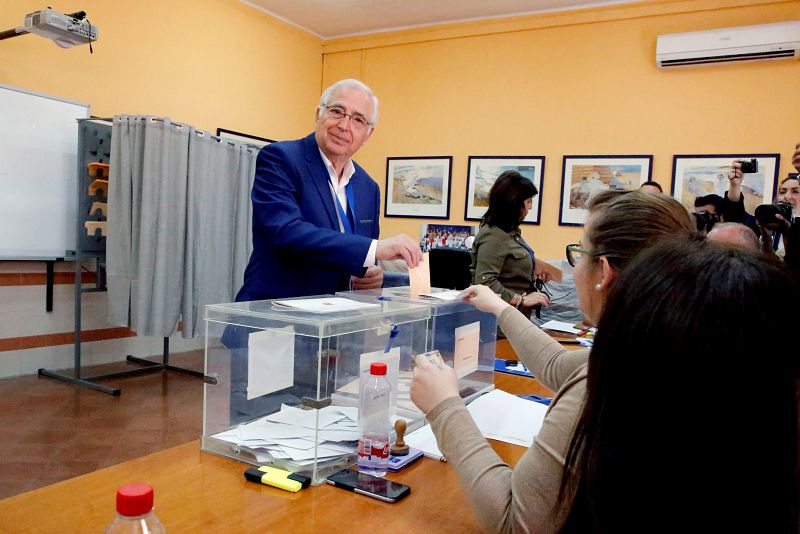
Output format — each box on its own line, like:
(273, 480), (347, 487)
(0, 350), (204, 500)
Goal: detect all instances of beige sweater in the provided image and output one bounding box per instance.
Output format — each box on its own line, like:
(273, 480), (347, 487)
(427, 307), (589, 533)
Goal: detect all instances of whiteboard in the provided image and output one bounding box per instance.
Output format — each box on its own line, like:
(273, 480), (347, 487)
(0, 84), (89, 259)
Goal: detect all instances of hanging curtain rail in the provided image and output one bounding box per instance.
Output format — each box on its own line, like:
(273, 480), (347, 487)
(77, 116), (260, 151)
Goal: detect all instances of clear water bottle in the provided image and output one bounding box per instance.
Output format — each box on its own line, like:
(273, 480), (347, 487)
(358, 361), (391, 477)
(105, 483), (166, 533)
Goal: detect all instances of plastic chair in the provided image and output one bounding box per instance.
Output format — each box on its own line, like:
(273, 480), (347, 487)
(429, 248), (472, 290)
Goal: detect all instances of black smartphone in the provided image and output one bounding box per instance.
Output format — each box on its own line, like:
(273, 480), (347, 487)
(326, 468), (411, 503)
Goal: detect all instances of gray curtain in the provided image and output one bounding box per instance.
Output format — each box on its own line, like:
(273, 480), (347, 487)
(107, 115), (257, 338)
(107, 115), (146, 328)
(182, 132), (254, 337)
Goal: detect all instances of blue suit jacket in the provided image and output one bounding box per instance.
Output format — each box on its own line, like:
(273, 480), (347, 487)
(236, 134), (380, 301)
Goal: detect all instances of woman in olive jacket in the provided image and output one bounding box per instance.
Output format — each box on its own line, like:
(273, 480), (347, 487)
(470, 170), (549, 318)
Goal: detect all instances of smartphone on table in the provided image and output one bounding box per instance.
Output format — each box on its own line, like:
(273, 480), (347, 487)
(326, 468), (411, 503)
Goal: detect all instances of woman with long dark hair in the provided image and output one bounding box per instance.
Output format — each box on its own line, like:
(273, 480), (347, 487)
(412, 191), (696, 532)
(559, 239), (799, 532)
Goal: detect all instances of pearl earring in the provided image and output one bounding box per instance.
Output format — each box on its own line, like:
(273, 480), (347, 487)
(595, 283), (602, 290)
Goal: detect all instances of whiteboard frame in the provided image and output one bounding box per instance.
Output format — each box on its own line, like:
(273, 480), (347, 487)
(0, 83), (90, 260)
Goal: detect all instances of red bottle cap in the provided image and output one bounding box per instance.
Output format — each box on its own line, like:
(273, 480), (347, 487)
(370, 362), (387, 375)
(116, 483), (154, 517)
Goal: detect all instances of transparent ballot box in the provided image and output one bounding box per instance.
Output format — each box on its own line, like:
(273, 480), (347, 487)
(202, 296), (431, 485)
(337, 287), (496, 404)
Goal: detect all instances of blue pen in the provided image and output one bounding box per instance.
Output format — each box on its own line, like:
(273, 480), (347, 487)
(385, 324), (399, 353)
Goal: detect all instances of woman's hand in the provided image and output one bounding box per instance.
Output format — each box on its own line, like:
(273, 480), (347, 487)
(521, 292), (550, 308)
(459, 285), (510, 316)
(410, 354), (460, 414)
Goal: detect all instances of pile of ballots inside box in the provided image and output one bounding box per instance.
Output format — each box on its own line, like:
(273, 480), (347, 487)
(213, 404), (411, 466)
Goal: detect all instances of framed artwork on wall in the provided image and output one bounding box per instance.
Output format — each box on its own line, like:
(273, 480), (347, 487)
(464, 156), (545, 224)
(215, 128), (275, 148)
(671, 154), (781, 215)
(385, 156), (453, 219)
(558, 155), (653, 226)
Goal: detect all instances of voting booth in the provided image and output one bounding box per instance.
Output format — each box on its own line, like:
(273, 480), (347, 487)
(338, 287), (497, 403)
(202, 295), (432, 485)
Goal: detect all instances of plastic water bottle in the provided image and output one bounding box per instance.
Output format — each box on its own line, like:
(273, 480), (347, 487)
(358, 361), (391, 477)
(105, 483), (166, 533)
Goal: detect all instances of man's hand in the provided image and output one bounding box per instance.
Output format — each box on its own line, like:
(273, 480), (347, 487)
(376, 235), (423, 268)
(350, 265), (383, 290)
(792, 142), (800, 173)
(728, 160), (744, 201)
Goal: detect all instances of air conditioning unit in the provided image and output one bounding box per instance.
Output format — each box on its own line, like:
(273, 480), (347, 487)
(656, 21), (800, 68)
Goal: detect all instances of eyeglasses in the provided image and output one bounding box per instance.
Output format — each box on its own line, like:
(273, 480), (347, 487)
(321, 105), (373, 129)
(566, 243), (590, 267)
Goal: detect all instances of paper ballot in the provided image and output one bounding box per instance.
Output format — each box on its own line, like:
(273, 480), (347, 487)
(409, 251), (431, 296)
(247, 327), (295, 399)
(454, 321), (480, 378)
(272, 297), (379, 314)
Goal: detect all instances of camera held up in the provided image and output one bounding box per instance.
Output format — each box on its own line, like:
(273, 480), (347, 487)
(692, 210), (720, 233)
(754, 202), (793, 226)
(740, 159), (758, 174)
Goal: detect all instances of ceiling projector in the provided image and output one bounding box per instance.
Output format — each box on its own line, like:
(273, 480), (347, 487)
(23, 8), (98, 48)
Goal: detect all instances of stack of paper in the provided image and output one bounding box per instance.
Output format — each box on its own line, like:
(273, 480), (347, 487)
(213, 404), (360, 466)
(403, 423), (444, 460)
(213, 404), (413, 466)
(404, 389), (548, 459)
(466, 389), (547, 447)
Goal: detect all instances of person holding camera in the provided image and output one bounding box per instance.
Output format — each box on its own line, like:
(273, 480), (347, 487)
(762, 172), (800, 272)
(721, 159), (759, 233)
(721, 158), (796, 257)
(692, 194), (724, 233)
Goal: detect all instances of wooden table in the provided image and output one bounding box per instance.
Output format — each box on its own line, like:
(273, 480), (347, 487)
(0, 374), (547, 533)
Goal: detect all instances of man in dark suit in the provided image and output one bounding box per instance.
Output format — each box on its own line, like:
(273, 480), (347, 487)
(236, 79), (420, 302)
(225, 80), (421, 422)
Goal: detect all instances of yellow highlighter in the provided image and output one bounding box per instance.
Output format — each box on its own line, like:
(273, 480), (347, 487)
(244, 466), (311, 493)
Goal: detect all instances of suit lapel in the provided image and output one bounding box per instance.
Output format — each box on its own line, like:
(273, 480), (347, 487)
(302, 134), (339, 229)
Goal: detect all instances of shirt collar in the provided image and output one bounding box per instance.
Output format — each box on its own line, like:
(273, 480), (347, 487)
(318, 148), (355, 188)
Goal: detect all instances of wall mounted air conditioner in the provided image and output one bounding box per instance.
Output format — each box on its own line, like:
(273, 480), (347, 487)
(656, 21), (800, 68)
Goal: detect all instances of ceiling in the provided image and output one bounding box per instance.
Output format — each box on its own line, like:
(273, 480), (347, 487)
(241, 0), (641, 39)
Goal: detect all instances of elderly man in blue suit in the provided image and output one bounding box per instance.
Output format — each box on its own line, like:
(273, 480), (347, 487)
(236, 78), (420, 302)
(227, 80), (420, 421)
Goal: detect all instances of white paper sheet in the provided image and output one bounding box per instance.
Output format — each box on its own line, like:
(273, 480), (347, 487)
(272, 297), (380, 313)
(454, 321), (480, 378)
(409, 251), (431, 295)
(247, 326), (295, 399)
(418, 289), (464, 301)
(265, 403), (345, 429)
(539, 320), (581, 334)
(404, 424), (444, 460)
(466, 389), (548, 447)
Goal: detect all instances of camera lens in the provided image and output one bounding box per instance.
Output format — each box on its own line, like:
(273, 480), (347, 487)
(755, 202), (793, 225)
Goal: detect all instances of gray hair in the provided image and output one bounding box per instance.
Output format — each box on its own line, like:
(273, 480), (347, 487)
(707, 222), (760, 251)
(319, 79), (379, 127)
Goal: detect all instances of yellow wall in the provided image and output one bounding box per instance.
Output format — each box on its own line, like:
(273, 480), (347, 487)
(2, 1), (799, 259)
(322, 0), (800, 259)
(0, 0), (322, 140)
